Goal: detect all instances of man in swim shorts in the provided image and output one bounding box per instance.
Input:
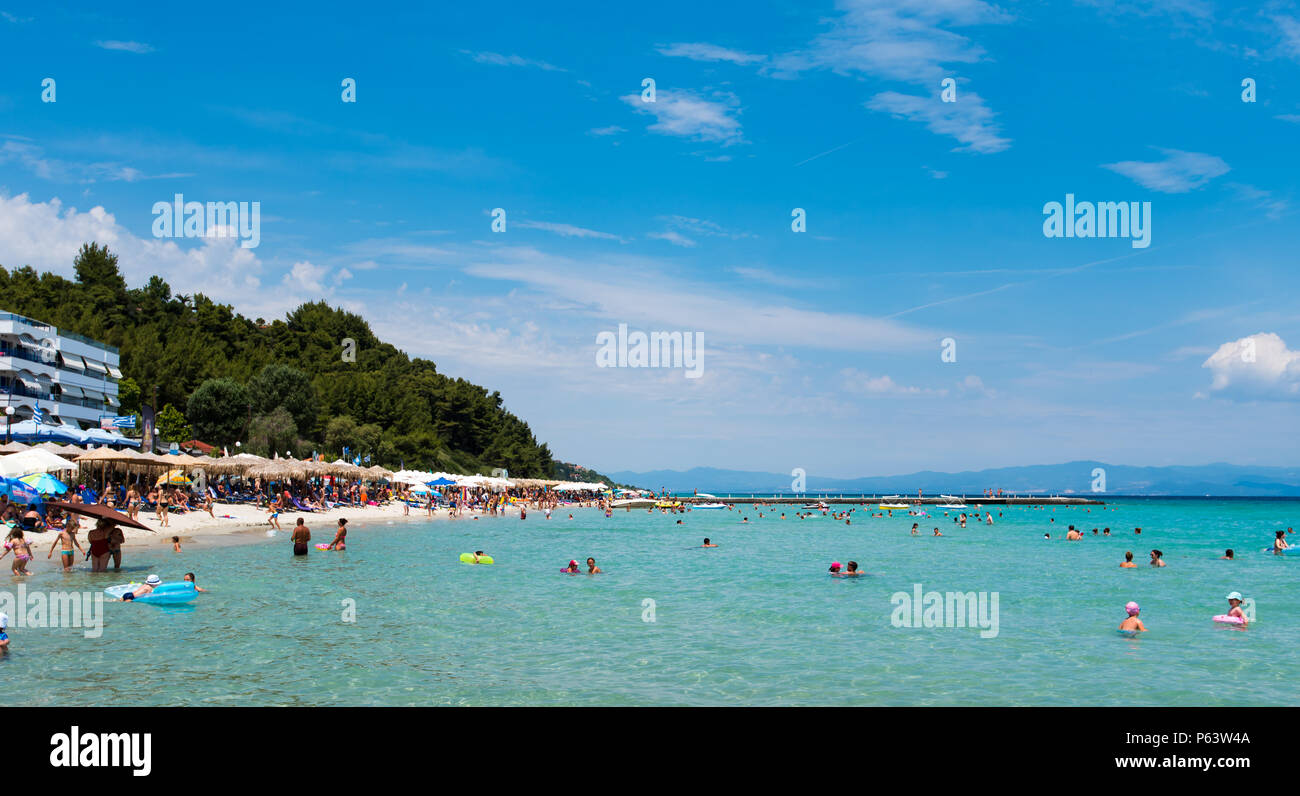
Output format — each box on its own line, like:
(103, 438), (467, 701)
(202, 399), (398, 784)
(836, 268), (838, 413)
(291, 518), (310, 556)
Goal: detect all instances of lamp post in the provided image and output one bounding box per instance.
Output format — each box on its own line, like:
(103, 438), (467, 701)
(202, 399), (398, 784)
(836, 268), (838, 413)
(4, 405), (13, 444)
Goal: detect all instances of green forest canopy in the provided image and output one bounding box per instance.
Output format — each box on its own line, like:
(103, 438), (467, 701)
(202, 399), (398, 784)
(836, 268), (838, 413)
(0, 242), (609, 480)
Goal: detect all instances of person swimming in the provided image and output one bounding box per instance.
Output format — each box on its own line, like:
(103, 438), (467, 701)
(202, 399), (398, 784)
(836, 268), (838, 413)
(1119, 601), (1147, 633)
(562, 559), (580, 574)
(1149, 549), (1166, 567)
(828, 561), (844, 576)
(702, 538), (717, 548)
(586, 557), (601, 574)
(1273, 530), (1290, 553)
(1120, 551), (1136, 568)
(1224, 591), (1249, 626)
(1222, 549), (1234, 560)
(183, 572), (207, 592)
(842, 560), (864, 577)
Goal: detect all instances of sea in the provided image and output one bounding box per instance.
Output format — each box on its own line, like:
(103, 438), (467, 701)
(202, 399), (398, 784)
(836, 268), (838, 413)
(3, 497), (1296, 706)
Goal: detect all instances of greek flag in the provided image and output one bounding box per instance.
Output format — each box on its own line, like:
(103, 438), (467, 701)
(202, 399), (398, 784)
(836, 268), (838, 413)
(32, 404), (43, 424)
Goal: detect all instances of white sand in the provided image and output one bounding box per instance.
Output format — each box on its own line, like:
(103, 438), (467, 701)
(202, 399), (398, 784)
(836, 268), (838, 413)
(116, 500), (440, 549)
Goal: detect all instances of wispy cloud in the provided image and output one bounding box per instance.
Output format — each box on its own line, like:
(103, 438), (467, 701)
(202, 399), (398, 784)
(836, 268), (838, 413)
(621, 89), (745, 145)
(461, 50), (565, 71)
(1102, 147), (1229, 193)
(516, 220), (626, 242)
(647, 230), (696, 247)
(95, 40), (153, 54)
(656, 42), (765, 65)
(588, 125), (626, 136)
(868, 90), (1010, 154)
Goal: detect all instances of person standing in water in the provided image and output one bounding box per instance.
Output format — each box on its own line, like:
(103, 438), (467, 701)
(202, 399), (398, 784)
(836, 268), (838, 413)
(1119, 602), (1146, 633)
(1120, 551), (1137, 568)
(48, 523), (86, 572)
(586, 557), (601, 574)
(326, 518), (347, 551)
(291, 518), (310, 556)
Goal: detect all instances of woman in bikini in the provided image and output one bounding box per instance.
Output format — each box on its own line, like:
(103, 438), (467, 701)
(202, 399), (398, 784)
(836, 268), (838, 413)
(126, 484), (141, 522)
(47, 519), (86, 572)
(157, 487), (171, 528)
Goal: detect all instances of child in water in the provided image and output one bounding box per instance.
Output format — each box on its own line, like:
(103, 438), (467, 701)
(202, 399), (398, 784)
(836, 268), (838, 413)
(172, 536), (182, 553)
(1224, 591), (1248, 626)
(562, 559), (580, 574)
(183, 572), (207, 593)
(1, 529), (34, 575)
(1119, 602), (1146, 633)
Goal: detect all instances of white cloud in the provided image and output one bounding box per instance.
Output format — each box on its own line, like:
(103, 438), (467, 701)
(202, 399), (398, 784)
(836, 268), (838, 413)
(621, 90), (745, 145)
(516, 220), (625, 242)
(657, 42), (766, 65)
(839, 367), (938, 396)
(1102, 147), (1229, 193)
(771, 0), (1010, 83)
(588, 125), (626, 136)
(94, 40), (153, 54)
(0, 192), (274, 310)
(282, 261), (332, 295)
(1202, 333), (1300, 400)
(461, 51), (565, 71)
(647, 230), (696, 247)
(867, 90), (1010, 153)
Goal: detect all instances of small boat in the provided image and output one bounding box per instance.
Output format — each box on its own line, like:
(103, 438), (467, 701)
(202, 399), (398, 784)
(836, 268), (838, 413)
(879, 495), (910, 510)
(693, 502), (727, 509)
(611, 498), (655, 509)
(938, 495), (970, 510)
(802, 501), (830, 510)
(655, 501), (682, 509)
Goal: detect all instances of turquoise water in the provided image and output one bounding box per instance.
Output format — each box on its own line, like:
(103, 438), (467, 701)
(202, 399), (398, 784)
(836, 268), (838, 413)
(3, 498), (1298, 706)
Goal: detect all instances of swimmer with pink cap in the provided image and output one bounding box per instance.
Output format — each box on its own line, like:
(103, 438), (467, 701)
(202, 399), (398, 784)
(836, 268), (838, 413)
(1119, 601), (1147, 633)
(828, 561), (842, 576)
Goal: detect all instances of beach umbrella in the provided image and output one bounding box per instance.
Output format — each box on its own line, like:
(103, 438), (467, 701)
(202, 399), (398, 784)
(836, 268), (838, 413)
(0, 448), (80, 476)
(43, 500), (152, 531)
(18, 472), (68, 495)
(426, 477), (456, 486)
(155, 469), (191, 486)
(0, 475), (44, 505)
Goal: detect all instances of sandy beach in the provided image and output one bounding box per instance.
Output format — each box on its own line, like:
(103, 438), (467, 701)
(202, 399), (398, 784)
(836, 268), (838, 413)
(113, 500), (440, 549)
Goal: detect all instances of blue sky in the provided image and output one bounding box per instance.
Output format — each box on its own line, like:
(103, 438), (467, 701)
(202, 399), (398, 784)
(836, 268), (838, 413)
(2, 1), (1299, 477)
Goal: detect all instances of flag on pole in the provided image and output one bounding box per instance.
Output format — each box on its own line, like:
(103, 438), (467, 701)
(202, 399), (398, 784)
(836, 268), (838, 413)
(32, 404), (43, 424)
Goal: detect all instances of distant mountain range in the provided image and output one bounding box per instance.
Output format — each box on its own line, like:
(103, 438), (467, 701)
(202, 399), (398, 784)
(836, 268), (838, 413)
(607, 461), (1300, 497)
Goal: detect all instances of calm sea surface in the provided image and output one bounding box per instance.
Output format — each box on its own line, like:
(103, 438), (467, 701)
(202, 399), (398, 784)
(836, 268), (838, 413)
(3, 498), (1297, 706)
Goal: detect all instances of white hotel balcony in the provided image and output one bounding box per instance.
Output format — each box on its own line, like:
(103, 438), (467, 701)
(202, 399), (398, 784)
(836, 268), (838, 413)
(0, 311), (123, 431)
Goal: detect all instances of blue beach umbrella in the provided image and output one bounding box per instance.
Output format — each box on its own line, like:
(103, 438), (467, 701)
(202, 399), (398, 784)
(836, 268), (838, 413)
(426, 477), (456, 486)
(18, 472), (68, 495)
(0, 475), (45, 504)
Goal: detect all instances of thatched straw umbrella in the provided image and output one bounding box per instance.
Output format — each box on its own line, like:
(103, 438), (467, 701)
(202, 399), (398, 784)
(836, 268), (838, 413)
(365, 465), (393, 480)
(247, 459), (308, 482)
(203, 453), (268, 476)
